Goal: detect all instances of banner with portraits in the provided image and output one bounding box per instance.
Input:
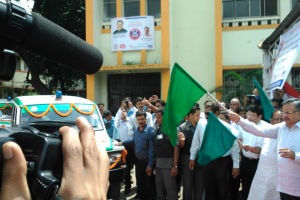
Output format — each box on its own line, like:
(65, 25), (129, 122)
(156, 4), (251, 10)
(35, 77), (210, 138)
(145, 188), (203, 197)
(111, 16), (154, 51)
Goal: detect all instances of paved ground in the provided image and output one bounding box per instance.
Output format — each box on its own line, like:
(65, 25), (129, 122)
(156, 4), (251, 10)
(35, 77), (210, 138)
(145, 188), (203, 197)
(118, 168), (242, 200)
(118, 168), (184, 200)
(119, 182), (138, 200)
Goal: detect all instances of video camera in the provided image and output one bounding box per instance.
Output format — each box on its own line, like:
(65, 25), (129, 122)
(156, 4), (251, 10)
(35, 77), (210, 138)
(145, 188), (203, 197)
(0, 0), (103, 81)
(0, 0), (104, 199)
(0, 126), (64, 199)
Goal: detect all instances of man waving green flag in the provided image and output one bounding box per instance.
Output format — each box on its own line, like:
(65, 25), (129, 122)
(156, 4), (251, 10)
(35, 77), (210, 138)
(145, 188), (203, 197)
(162, 63), (207, 146)
(198, 112), (237, 166)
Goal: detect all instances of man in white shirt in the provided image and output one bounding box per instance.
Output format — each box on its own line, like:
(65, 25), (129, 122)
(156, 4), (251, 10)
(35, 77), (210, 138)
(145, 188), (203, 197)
(232, 105), (265, 200)
(229, 98), (300, 199)
(128, 97), (153, 136)
(189, 105), (239, 200)
(247, 109), (281, 200)
(114, 104), (133, 195)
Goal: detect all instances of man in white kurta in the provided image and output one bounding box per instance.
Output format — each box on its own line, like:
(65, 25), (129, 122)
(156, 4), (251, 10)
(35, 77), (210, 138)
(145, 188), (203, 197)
(247, 110), (282, 200)
(229, 98), (300, 199)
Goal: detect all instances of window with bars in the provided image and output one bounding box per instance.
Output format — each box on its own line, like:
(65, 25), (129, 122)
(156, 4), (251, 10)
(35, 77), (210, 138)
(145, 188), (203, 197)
(124, 0), (140, 17)
(147, 0), (161, 18)
(103, 0), (161, 23)
(223, 0), (278, 19)
(103, 0), (116, 22)
(222, 69), (262, 103)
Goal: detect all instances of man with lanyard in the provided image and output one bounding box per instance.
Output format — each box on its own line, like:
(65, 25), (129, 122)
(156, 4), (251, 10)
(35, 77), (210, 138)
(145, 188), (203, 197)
(153, 108), (179, 200)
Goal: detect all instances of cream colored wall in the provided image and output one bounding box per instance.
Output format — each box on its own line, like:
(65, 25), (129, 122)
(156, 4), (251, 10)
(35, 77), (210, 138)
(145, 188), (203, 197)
(223, 29), (275, 66)
(170, 1), (216, 92)
(280, 0), (293, 19)
(94, 72), (108, 105)
(223, 1), (300, 67)
(91, 0), (107, 104)
(88, 0), (299, 105)
(98, 34), (118, 66)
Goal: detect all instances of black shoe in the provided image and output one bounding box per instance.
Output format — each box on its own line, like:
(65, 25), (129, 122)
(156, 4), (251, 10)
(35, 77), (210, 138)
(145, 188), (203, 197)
(124, 188), (131, 195)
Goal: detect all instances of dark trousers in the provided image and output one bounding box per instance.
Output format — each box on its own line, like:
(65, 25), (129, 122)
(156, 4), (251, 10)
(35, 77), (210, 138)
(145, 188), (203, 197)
(124, 145), (134, 189)
(155, 167), (178, 200)
(176, 153), (182, 193)
(228, 157), (240, 200)
(240, 154), (259, 200)
(135, 158), (156, 200)
(202, 156), (231, 200)
(181, 155), (204, 200)
(280, 192), (300, 200)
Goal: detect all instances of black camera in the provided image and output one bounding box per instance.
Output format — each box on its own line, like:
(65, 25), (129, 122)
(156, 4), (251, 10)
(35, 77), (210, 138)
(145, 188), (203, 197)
(246, 95), (256, 100)
(0, 126), (64, 200)
(124, 98), (130, 107)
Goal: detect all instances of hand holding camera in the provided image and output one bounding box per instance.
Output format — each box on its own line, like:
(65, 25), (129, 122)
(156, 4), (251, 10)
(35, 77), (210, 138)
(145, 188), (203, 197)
(121, 97), (132, 109)
(0, 117), (109, 200)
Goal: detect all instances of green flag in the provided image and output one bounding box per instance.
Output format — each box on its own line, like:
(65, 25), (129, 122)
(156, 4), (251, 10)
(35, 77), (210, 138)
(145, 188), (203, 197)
(253, 79), (274, 121)
(162, 63), (207, 146)
(197, 112), (236, 166)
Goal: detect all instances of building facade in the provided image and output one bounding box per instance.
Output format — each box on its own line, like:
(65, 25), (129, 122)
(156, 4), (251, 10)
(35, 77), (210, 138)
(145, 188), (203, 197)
(7, 0), (296, 114)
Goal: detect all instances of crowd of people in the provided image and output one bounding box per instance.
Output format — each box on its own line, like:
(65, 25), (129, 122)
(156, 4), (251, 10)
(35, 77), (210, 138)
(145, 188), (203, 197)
(1, 87), (299, 200)
(97, 88), (300, 200)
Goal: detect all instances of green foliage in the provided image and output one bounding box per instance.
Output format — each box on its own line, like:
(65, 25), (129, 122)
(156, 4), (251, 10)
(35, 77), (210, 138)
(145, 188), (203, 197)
(15, 85), (39, 96)
(31, 0), (86, 94)
(210, 69), (263, 103)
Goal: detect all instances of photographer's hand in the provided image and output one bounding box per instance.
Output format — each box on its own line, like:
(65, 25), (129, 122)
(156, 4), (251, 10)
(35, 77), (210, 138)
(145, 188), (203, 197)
(0, 117), (109, 200)
(121, 100), (126, 109)
(58, 116), (109, 199)
(0, 142), (31, 200)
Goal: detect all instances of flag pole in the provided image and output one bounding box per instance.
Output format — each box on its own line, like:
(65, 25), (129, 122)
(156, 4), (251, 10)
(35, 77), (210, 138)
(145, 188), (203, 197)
(206, 92), (229, 112)
(207, 92), (244, 146)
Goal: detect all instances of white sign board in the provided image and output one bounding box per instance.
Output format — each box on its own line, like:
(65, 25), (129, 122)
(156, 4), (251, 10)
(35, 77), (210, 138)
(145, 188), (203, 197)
(111, 16), (154, 51)
(269, 20), (300, 91)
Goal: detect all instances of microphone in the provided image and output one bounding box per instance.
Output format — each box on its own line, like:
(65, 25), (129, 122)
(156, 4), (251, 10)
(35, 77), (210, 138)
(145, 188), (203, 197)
(0, 0), (103, 75)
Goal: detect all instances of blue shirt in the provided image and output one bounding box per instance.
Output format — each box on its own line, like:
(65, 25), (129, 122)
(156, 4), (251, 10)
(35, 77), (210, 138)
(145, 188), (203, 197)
(123, 125), (155, 168)
(103, 116), (115, 138)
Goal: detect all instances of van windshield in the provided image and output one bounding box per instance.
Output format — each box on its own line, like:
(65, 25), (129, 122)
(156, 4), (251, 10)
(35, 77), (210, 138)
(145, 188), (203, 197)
(20, 103), (104, 130)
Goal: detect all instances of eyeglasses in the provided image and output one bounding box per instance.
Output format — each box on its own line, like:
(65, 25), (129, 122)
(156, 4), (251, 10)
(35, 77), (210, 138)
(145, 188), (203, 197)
(281, 110), (300, 115)
(230, 103), (237, 106)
